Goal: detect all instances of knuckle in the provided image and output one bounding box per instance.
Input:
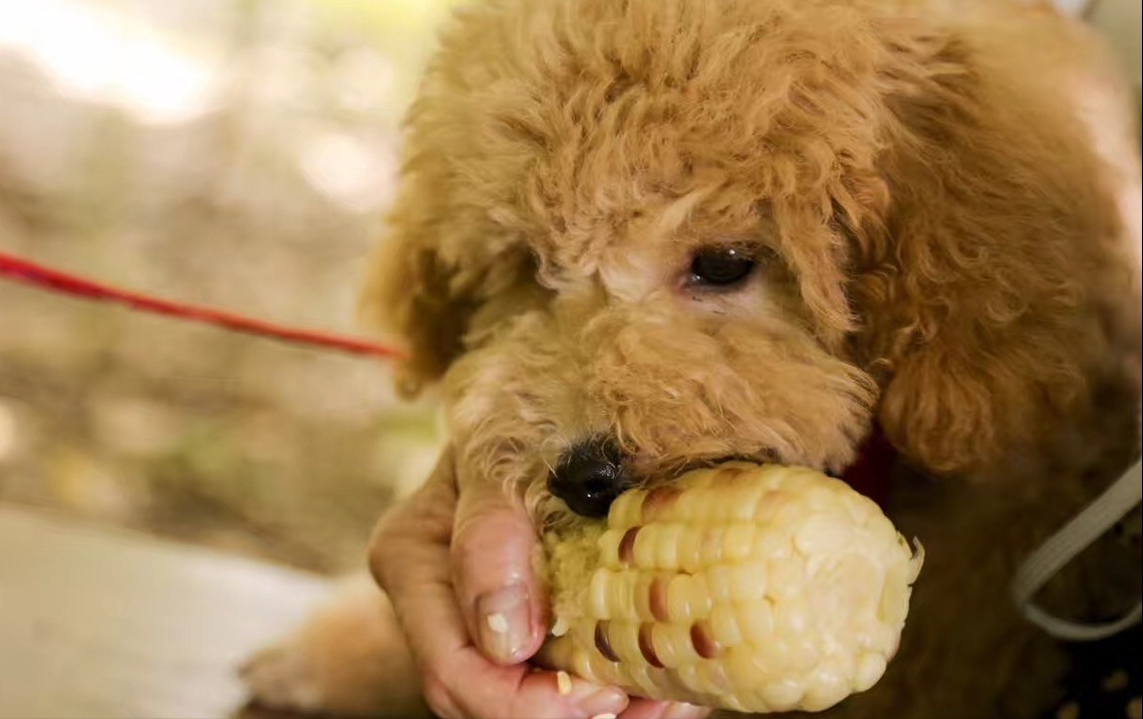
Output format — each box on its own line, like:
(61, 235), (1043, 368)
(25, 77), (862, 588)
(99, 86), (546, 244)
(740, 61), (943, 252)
(453, 502), (527, 556)
(366, 548), (388, 592)
(447, 527), (492, 587)
(367, 513), (403, 591)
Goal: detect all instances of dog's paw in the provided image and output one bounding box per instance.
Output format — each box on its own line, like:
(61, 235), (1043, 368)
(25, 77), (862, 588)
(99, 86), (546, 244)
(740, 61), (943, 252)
(239, 575), (427, 718)
(240, 638), (326, 713)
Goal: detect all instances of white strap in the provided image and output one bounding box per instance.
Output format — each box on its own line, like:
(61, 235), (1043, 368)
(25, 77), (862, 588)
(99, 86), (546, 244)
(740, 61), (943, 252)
(1011, 459), (1142, 641)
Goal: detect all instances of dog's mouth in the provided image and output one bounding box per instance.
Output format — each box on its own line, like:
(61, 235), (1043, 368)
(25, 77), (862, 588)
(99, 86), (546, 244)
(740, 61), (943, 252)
(667, 431), (898, 508)
(547, 440), (783, 519)
(547, 430), (895, 520)
(682, 452), (778, 472)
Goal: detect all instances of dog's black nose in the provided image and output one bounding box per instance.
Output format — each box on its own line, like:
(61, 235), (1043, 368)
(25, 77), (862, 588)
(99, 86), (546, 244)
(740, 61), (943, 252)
(548, 438), (628, 518)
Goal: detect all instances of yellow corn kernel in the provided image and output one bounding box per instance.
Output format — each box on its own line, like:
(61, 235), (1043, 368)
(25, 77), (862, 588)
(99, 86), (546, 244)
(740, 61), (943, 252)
(556, 670), (572, 696)
(610, 489), (646, 527)
(540, 462), (923, 713)
(710, 601), (744, 648)
(722, 522), (756, 562)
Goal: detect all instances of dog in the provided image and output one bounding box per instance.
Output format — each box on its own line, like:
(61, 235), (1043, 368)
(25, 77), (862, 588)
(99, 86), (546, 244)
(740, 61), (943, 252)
(242, 0), (1142, 716)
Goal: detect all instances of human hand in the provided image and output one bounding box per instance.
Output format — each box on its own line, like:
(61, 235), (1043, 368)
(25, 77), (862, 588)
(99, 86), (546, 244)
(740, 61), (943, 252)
(369, 448), (709, 719)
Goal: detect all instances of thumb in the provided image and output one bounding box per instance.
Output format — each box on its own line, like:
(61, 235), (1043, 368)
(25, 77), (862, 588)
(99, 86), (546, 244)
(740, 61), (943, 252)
(451, 470), (548, 666)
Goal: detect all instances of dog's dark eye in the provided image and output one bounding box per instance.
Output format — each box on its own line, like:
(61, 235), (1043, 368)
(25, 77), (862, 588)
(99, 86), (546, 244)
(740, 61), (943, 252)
(689, 248), (756, 287)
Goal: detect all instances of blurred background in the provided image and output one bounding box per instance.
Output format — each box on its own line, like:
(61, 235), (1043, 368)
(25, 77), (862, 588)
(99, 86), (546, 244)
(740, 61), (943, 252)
(0, 0), (1138, 716)
(0, 0), (462, 575)
(0, 0), (1140, 582)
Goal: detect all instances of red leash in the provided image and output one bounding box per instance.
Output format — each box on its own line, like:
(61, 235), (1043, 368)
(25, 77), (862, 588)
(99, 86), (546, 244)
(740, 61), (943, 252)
(0, 250), (405, 360)
(2, 249), (898, 502)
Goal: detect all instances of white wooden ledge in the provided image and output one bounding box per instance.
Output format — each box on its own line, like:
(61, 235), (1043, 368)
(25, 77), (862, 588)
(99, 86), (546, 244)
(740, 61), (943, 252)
(0, 505), (332, 719)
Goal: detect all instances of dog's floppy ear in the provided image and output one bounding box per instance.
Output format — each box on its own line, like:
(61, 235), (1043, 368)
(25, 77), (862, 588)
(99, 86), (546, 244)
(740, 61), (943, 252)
(358, 5), (546, 399)
(852, 21), (1134, 476)
(360, 152), (538, 398)
(360, 180), (479, 398)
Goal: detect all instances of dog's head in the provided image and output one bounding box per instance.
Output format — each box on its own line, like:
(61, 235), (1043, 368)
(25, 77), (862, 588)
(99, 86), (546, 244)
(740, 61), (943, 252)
(362, 0), (1134, 523)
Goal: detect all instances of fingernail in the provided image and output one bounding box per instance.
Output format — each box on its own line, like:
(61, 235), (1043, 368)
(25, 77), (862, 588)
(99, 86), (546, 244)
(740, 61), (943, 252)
(570, 684), (628, 718)
(477, 583), (531, 663)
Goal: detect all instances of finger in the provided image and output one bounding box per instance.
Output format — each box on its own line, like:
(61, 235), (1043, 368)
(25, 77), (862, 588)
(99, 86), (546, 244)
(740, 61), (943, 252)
(367, 453), (462, 672)
(619, 700), (672, 719)
(450, 470), (546, 665)
(369, 448), (457, 589)
(619, 700), (711, 719)
(367, 451), (466, 717)
(449, 665), (629, 719)
(369, 453), (627, 718)
(404, 571), (627, 719)
(375, 516), (627, 715)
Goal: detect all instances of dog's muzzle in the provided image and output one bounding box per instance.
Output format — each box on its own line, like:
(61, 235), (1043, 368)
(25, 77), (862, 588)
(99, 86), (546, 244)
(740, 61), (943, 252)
(547, 436), (629, 518)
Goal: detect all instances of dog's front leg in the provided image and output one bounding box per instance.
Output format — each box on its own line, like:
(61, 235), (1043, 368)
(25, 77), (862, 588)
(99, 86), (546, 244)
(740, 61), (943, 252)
(241, 573), (428, 717)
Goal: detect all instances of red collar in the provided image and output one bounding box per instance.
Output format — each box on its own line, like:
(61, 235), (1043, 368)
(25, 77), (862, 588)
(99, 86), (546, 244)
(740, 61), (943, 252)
(839, 425), (897, 508)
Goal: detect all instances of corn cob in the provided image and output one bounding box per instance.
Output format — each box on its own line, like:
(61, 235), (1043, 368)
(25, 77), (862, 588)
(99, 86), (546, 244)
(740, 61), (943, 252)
(538, 462), (923, 714)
